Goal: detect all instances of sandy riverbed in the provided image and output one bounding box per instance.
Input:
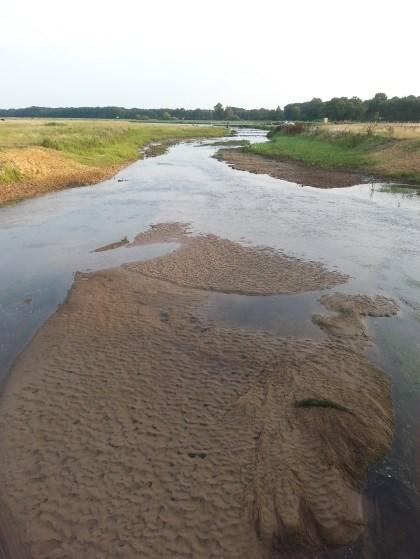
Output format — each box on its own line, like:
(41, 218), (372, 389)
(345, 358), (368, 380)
(0, 225), (395, 558)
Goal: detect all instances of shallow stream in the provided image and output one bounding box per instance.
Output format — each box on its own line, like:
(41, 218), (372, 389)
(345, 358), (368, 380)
(0, 129), (419, 557)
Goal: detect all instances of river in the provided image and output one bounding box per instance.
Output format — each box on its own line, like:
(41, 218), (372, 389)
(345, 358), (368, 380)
(0, 129), (419, 557)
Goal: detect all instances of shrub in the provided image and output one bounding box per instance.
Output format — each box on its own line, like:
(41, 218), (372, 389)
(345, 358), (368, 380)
(268, 122), (308, 138)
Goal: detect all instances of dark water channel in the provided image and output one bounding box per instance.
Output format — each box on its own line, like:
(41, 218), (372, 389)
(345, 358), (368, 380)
(0, 129), (419, 557)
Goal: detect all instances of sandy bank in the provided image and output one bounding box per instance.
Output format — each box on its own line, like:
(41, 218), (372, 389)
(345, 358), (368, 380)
(217, 149), (367, 188)
(129, 223), (348, 294)
(313, 293), (400, 346)
(0, 226), (394, 558)
(0, 272), (393, 558)
(0, 117), (229, 206)
(0, 142), (178, 206)
(0, 147), (122, 205)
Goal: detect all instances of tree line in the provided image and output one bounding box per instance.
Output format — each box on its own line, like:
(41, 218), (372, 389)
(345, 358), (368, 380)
(0, 104), (283, 122)
(283, 93), (420, 122)
(1, 94), (420, 122)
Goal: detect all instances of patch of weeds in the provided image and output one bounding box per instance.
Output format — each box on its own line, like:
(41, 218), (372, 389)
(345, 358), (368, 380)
(295, 398), (354, 414)
(0, 164), (24, 183)
(40, 137), (61, 150)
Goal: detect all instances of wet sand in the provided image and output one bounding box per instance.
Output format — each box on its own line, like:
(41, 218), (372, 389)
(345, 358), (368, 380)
(0, 226), (395, 558)
(217, 149), (368, 188)
(129, 223), (348, 295)
(313, 293), (400, 346)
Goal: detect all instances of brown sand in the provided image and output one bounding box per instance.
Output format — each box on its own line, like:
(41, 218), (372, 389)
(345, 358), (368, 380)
(217, 149), (367, 188)
(129, 223), (348, 295)
(313, 293), (399, 343)
(0, 234), (393, 558)
(0, 148), (121, 205)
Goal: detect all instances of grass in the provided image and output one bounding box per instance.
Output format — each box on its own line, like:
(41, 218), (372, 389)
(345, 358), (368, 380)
(249, 124), (420, 185)
(324, 122), (420, 140)
(0, 119), (224, 168)
(251, 133), (384, 170)
(0, 164), (24, 183)
(0, 119), (225, 203)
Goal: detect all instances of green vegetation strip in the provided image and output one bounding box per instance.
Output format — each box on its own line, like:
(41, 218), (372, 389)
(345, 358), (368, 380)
(249, 131), (386, 171)
(248, 127), (420, 184)
(0, 120), (225, 169)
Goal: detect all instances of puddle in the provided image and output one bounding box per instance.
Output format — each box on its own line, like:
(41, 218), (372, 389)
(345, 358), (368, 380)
(204, 290), (326, 340)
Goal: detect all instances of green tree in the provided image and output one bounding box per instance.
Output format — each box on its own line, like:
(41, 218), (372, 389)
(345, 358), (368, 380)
(223, 106), (236, 120)
(284, 104), (301, 121)
(213, 103), (224, 119)
(274, 106), (284, 120)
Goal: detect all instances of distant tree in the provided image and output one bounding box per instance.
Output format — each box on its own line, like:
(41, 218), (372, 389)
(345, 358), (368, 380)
(1, 94), (420, 122)
(223, 106), (236, 120)
(213, 103), (224, 119)
(300, 98), (324, 121)
(366, 92), (388, 121)
(284, 104), (302, 121)
(274, 106), (284, 120)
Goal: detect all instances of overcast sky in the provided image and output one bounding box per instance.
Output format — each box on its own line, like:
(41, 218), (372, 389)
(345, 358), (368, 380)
(1, 0), (419, 109)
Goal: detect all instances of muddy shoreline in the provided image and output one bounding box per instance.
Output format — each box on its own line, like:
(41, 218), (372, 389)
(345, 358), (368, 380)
(0, 225), (396, 558)
(216, 148), (372, 188)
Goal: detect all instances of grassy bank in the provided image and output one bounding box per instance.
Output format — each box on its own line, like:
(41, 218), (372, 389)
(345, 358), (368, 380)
(0, 119), (224, 203)
(249, 124), (420, 185)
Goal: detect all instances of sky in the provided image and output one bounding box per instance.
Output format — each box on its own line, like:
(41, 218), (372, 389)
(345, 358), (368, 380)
(1, 0), (419, 109)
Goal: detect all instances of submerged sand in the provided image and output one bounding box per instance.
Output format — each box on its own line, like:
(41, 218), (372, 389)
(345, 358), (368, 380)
(313, 293), (400, 345)
(0, 226), (394, 558)
(217, 149), (367, 188)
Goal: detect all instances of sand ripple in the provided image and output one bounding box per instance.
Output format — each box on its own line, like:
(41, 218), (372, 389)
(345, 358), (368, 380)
(129, 223), (347, 295)
(0, 258), (393, 557)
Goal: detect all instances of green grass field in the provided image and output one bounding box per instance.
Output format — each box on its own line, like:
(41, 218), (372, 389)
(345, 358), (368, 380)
(249, 126), (420, 184)
(0, 119), (223, 167)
